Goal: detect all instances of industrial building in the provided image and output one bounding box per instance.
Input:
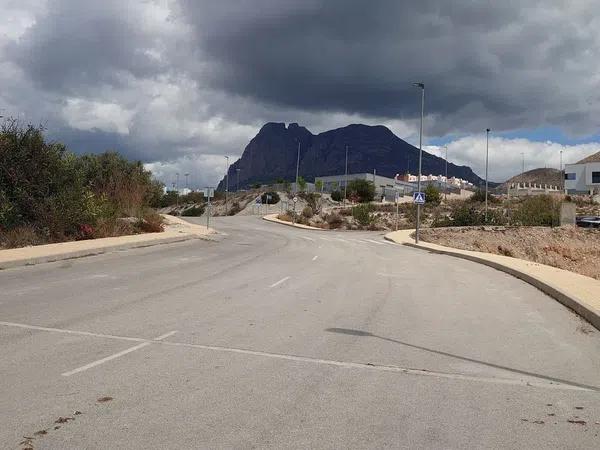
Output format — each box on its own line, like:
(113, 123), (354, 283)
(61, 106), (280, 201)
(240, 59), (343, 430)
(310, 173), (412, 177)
(314, 173), (416, 201)
(564, 151), (600, 194)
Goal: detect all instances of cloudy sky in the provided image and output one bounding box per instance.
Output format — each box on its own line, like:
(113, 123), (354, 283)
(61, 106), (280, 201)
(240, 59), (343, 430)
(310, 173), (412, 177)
(2, 0), (600, 186)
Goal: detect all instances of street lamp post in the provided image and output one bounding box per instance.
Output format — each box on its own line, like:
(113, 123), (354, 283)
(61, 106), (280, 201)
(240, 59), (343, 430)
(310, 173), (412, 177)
(413, 82), (425, 244)
(485, 129), (490, 223)
(560, 150), (564, 192)
(224, 156), (229, 215)
(295, 140), (301, 193)
(236, 168), (241, 192)
(184, 173), (189, 191)
(444, 145), (448, 202)
(175, 172), (180, 208)
(344, 144), (349, 206)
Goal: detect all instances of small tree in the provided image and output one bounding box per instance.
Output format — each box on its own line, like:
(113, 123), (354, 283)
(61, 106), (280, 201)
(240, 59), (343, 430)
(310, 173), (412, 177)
(297, 176), (307, 192)
(424, 184), (441, 206)
(315, 179), (323, 192)
(347, 179), (375, 203)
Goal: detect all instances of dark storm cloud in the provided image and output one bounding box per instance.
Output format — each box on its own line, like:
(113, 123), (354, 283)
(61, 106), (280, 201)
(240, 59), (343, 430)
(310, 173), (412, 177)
(180, 0), (600, 135)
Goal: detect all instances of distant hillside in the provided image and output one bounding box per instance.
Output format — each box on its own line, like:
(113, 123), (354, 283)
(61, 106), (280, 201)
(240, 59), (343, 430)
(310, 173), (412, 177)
(217, 122), (484, 190)
(499, 168), (562, 190)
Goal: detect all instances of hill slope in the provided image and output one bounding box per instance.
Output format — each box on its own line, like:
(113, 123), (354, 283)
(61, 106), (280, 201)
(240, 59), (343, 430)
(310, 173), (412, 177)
(217, 122), (484, 190)
(500, 168), (562, 190)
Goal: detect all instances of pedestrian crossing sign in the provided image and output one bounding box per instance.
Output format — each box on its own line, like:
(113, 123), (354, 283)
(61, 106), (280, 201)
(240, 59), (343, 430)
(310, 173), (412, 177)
(413, 192), (426, 204)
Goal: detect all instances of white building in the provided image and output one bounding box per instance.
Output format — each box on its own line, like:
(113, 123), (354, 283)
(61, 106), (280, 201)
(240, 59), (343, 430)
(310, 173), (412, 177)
(564, 151), (600, 194)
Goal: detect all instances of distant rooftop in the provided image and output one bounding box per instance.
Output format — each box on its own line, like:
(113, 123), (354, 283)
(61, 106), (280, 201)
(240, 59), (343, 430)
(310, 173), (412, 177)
(576, 151), (600, 164)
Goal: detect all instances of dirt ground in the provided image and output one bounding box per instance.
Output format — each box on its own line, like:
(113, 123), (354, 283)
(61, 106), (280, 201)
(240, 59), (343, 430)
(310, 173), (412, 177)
(419, 226), (600, 280)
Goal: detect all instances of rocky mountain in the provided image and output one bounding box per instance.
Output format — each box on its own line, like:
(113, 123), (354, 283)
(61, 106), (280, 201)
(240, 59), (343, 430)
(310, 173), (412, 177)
(499, 168), (563, 191)
(217, 122), (484, 190)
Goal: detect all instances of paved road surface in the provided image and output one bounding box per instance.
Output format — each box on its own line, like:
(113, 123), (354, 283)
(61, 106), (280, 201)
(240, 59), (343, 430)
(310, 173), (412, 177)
(1, 216), (599, 449)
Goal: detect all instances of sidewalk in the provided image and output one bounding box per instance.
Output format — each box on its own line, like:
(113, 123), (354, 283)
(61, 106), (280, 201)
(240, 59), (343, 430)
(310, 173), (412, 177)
(385, 229), (600, 331)
(0, 215), (215, 270)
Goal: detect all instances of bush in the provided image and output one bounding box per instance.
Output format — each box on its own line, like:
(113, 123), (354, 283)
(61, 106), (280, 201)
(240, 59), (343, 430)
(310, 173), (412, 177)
(424, 184), (441, 206)
(451, 204), (486, 226)
(261, 191), (280, 204)
(512, 195), (560, 226)
(469, 189), (499, 204)
(326, 212), (343, 229)
(347, 179), (375, 203)
(182, 205), (205, 216)
(331, 190), (342, 202)
(302, 206), (313, 218)
(228, 201), (241, 216)
(137, 212), (164, 233)
(352, 204), (373, 226)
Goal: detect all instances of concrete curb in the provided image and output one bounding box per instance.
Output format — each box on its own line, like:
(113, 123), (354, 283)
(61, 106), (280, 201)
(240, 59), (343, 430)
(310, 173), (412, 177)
(0, 235), (200, 270)
(384, 230), (600, 331)
(0, 214), (216, 270)
(262, 214), (325, 231)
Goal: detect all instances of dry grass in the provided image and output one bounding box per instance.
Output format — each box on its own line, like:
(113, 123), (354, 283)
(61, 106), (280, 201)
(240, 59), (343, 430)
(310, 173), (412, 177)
(0, 225), (45, 248)
(420, 226), (600, 280)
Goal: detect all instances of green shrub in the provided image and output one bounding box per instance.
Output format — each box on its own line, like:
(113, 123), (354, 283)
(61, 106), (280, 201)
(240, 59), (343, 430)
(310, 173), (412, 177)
(302, 206), (313, 218)
(512, 195), (560, 226)
(181, 205), (205, 216)
(331, 190), (342, 202)
(261, 191), (280, 204)
(352, 204), (373, 226)
(469, 189), (499, 204)
(424, 184), (441, 206)
(347, 179), (375, 202)
(451, 204), (486, 226)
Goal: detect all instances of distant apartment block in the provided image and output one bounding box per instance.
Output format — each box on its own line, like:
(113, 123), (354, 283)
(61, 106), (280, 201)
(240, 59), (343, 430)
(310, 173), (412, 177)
(564, 151), (600, 195)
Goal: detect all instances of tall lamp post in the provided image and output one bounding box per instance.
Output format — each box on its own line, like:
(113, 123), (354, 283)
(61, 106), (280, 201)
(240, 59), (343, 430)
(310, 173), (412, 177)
(444, 145), (448, 202)
(413, 82), (425, 244)
(175, 172), (180, 208)
(224, 156), (230, 214)
(485, 129), (490, 223)
(295, 140), (301, 193)
(344, 144), (349, 206)
(560, 150), (564, 192)
(236, 168), (241, 192)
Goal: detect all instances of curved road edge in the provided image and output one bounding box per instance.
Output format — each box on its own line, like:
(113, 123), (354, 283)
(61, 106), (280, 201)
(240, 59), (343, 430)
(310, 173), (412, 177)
(385, 229), (600, 331)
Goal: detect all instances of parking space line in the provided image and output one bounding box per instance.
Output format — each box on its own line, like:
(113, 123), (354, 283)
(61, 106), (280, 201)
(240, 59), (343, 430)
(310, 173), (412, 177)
(0, 320), (144, 343)
(61, 330), (178, 377)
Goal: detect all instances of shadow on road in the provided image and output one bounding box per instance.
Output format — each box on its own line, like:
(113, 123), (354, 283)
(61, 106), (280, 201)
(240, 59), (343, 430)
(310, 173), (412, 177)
(325, 327), (600, 391)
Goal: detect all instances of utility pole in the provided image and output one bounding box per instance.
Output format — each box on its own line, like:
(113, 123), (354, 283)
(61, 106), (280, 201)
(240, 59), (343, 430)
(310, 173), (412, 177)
(521, 152), (525, 177)
(560, 150), (564, 192)
(485, 129), (490, 223)
(175, 172), (180, 208)
(444, 145), (448, 202)
(295, 140), (301, 193)
(413, 82), (425, 244)
(344, 144), (349, 206)
(184, 173), (189, 191)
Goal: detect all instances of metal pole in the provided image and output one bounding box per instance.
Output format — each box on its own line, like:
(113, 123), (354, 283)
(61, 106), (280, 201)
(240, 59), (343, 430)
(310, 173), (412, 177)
(344, 144), (348, 206)
(413, 83), (425, 244)
(236, 168), (240, 192)
(206, 188), (211, 230)
(185, 173), (189, 190)
(521, 152), (525, 177)
(295, 141), (300, 193)
(444, 145), (448, 202)
(175, 173), (179, 208)
(224, 156), (229, 215)
(560, 150), (563, 192)
(485, 129), (490, 223)
(396, 192), (399, 231)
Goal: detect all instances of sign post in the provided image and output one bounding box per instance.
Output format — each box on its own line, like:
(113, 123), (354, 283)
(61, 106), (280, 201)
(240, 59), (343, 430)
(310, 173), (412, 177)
(412, 191), (425, 205)
(203, 187), (214, 229)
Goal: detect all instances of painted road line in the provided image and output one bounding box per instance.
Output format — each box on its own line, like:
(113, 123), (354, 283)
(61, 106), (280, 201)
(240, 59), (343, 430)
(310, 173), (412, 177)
(300, 236), (315, 242)
(312, 255), (319, 261)
(269, 276), (291, 288)
(319, 237), (333, 241)
(363, 239), (385, 245)
(61, 330), (178, 377)
(349, 239), (367, 244)
(333, 238), (349, 243)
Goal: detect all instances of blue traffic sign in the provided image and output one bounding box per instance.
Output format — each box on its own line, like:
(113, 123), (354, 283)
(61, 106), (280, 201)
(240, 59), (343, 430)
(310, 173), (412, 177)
(413, 191), (426, 204)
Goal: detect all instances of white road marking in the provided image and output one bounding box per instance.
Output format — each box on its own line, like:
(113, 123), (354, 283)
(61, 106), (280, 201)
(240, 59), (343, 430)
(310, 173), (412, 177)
(312, 255), (318, 261)
(333, 238), (349, 243)
(349, 239), (367, 244)
(269, 276), (291, 288)
(61, 330), (178, 377)
(300, 236), (315, 242)
(363, 239), (385, 245)
(0, 321), (592, 392)
(319, 237), (333, 241)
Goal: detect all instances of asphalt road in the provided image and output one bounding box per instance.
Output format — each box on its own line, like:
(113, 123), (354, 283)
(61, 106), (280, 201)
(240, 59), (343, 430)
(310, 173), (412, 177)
(1, 215), (599, 449)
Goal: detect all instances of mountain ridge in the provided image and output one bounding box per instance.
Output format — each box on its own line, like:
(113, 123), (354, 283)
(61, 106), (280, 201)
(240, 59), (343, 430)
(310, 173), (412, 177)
(217, 122), (484, 190)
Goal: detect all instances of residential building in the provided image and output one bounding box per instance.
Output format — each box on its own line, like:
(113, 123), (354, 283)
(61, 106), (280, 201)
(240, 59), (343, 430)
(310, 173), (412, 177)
(315, 173), (415, 201)
(564, 151), (600, 194)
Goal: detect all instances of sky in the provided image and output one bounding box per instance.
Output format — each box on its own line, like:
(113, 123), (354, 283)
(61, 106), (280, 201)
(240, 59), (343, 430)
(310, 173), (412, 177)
(1, 0), (600, 187)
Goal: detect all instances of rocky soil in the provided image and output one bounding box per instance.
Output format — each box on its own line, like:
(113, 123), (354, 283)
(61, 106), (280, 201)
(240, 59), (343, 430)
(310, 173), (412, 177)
(420, 226), (600, 280)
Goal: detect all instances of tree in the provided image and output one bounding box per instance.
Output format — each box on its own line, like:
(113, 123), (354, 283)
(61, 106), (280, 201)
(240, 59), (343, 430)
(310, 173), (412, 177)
(424, 184), (441, 206)
(347, 179), (375, 203)
(297, 176), (307, 192)
(315, 179), (323, 192)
